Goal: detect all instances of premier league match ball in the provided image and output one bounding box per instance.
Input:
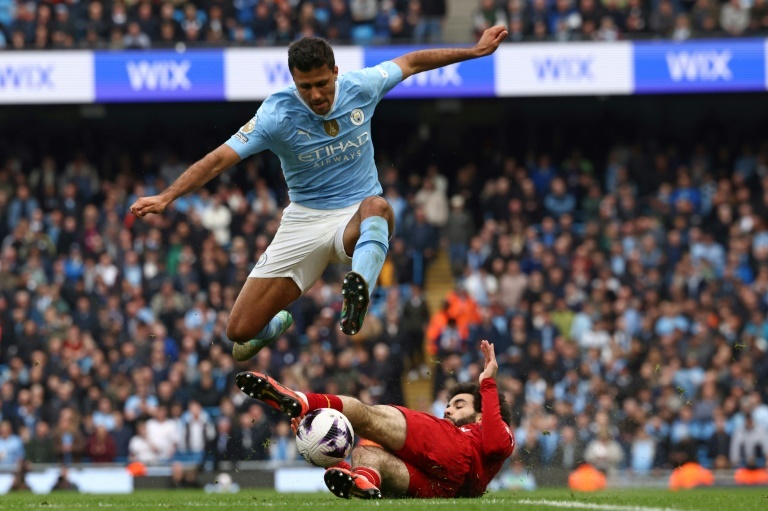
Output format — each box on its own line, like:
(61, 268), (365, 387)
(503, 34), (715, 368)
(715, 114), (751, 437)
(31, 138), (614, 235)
(295, 408), (354, 468)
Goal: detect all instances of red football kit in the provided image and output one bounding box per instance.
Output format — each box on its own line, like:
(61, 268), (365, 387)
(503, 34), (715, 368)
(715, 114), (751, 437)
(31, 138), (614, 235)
(392, 378), (515, 498)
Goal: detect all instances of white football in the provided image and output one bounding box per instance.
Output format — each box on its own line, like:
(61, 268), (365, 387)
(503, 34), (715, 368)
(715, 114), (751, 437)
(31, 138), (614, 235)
(295, 408), (354, 468)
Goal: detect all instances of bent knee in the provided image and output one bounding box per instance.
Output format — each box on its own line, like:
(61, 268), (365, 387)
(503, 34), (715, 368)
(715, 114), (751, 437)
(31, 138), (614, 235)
(226, 317), (258, 345)
(361, 196), (393, 218)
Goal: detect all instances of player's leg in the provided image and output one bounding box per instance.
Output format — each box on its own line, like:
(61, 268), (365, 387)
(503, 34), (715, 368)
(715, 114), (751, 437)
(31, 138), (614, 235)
(339, 196), (395, 335)
(229, 202), (342, 361)
(227, 277), (300, 361)
(324, 445), (409, 499)
(235, 372), (407, 449)
(352, 445), (410, 496)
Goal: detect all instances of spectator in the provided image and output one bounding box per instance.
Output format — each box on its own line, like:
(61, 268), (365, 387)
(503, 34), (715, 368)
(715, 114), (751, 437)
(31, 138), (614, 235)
(7, 185), (39, 229)
(649, 0), (677, 37)
(750, 0), (768, 33)
(585, 429), (624, 474)
(268, 420), (299, 462)
(721, 0), (749, 35)
(181, 401), (215, 457)
(708, 413), (731, 469)
(730, 413), (768, 468)
(552, 425), (585, 471)
(84, 1), (110, 43)
(544, 178), (577, 218)
(420, 0), (447, 42)
(0, 420), (24, 468)
(414, 176), (449, 228)
(145, 405), (180, 461)
(473, 0), (508, 40)
(124, 383), (159, 421)
(129, 421), (160, 464)
(231, 406), (271, 462)
(110, 413), (133, 461)
(52, 409), (86, 465)
(86, 425), (117, 463)
(25, 421), (55, 464)
(672, 13), (692, 40)
(124, 21), (151, 49)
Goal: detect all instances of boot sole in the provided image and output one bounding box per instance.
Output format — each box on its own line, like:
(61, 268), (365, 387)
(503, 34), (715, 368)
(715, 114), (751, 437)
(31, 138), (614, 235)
(324, 469), (382, 500)
(340, 272), (369, 336)
(235, 372), (304, 418)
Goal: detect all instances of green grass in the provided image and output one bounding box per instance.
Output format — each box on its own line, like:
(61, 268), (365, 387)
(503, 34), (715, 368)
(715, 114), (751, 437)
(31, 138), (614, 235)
(1, 488), (767, 511)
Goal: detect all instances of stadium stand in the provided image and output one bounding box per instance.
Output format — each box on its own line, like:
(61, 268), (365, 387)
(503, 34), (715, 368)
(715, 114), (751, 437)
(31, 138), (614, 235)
(1, 0), (767, 50)
(1, 100), (768, 480)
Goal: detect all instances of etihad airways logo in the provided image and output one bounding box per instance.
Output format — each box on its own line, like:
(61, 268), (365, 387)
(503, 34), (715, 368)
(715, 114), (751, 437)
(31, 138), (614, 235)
(298, 132), (369, 166)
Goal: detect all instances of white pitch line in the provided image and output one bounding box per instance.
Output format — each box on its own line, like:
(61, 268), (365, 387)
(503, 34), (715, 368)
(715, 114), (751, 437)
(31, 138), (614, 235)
(516, 499), (690, 511)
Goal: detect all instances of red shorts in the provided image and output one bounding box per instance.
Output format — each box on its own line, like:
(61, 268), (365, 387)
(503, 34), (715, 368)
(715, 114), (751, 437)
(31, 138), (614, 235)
(391, 406), (473, 498)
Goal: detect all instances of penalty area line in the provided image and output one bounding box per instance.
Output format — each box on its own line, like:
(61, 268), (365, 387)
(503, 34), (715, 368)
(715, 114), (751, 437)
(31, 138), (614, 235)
(515, 499), (691, 511)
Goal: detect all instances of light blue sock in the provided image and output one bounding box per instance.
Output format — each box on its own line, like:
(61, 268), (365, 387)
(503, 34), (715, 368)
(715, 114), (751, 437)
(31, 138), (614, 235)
(254, 315), (283, 341)
(352, 216), (389, 297)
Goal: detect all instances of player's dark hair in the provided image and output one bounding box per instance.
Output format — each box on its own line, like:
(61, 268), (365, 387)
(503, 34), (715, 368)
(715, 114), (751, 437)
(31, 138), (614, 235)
(288, 37), (335, 73)
(447, 382), (513, 426)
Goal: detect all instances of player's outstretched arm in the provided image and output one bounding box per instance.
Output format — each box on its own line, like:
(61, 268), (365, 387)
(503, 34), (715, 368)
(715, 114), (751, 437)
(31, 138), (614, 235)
(391, 25), (508, 81)
(478, 339), (498, 383)
(478, 340), (515, 459)
(129, 144), (241, 218)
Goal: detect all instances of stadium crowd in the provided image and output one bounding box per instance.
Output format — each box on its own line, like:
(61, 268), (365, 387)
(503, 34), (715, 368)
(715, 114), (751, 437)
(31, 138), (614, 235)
(1, 0), (768, 50)
(474, 0), (768, 42)
(0, 0), (448, 49)
(0, 133), (768, 481)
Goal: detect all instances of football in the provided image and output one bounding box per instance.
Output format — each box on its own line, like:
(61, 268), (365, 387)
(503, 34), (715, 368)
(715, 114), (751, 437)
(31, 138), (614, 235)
(295, 408), (355, 468)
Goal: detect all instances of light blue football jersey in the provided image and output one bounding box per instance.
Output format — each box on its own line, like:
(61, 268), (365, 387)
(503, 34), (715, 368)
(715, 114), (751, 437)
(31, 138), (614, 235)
(226, 60), (403, 210)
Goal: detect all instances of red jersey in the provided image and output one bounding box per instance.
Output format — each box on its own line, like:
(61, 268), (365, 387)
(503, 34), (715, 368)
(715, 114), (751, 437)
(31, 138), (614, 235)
(455, 378), (516, 497)
(393, 378), (515, 498)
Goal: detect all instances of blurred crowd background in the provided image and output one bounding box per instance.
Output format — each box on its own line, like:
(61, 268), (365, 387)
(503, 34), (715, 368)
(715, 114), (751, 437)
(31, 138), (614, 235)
(1, 0), (768, 50)
(0, 105), (767, 479)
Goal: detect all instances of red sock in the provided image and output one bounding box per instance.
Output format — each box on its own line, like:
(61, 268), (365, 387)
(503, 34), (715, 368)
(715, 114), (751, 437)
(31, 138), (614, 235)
(305, 393), (343, 412)
(353, 467), (381, 488)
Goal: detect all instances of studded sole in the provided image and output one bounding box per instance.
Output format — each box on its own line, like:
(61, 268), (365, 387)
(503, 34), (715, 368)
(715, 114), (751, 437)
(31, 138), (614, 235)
(235, 372), (304, 418)
(324, 469), (382, 500)
(340, 271), (369, 336)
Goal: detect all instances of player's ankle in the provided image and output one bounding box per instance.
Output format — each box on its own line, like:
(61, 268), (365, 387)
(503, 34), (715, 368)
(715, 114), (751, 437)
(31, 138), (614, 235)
(304, 393), (344, 412)
(353, 467), (381, 488)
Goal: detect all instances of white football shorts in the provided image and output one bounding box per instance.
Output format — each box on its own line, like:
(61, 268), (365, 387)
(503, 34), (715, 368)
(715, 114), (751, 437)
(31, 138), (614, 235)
(248, 200), (360, 292)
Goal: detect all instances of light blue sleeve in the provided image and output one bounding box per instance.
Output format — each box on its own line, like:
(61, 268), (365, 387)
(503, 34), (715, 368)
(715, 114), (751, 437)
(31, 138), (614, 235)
(225, 109), (274, 159)
(351, 60), (403, 104)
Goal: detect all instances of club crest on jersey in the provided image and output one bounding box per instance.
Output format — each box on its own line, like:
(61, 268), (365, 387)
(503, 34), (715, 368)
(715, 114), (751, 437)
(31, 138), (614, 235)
(350, 109), (365, 126)
(255, 253), (268, 268)
(323, 119), (340, 137)
(241, 117), (256, 134)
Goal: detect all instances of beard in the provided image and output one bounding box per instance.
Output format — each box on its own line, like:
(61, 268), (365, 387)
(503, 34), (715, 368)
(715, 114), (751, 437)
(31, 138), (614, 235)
(447, 413), (478, 427)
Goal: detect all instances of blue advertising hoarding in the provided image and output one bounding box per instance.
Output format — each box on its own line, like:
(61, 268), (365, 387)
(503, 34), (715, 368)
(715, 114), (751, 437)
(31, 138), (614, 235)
(94, 49), (225, 102)
(633, 39), (765, 94)
(364, 46), (495, 98)
(5, 41), (768, 105)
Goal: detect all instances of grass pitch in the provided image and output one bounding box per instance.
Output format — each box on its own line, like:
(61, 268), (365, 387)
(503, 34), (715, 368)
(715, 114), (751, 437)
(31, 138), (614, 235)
(0, 488), (766, 511)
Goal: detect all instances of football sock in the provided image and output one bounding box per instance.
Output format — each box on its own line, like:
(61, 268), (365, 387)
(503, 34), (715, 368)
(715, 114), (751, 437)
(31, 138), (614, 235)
(352, 216), (389, 296)
(253, 314), (285, 341)
(353, 467), (381, 488)
(303, 393), (343, 412)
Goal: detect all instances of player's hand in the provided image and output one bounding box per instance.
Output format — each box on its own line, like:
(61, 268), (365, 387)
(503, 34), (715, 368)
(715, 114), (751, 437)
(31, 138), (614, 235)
(478, 340), (498, 383)
(290, 417), (301, 436)
(130, 194), (171, 218)
(474, 25), (508, 58)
